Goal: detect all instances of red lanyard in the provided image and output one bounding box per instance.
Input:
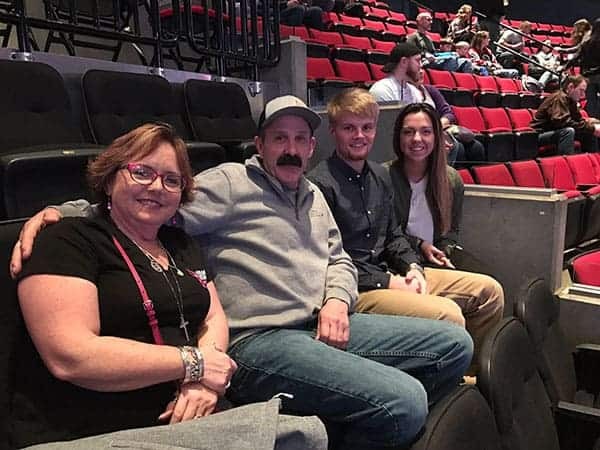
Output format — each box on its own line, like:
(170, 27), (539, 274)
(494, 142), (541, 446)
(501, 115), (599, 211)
(112, 236), (164, 345)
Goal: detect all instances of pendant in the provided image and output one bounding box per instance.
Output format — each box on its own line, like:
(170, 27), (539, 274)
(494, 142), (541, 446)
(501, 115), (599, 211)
(180, 315), (190, 342)
(176, 268), (184, 277)
(150, 260), (163, 273)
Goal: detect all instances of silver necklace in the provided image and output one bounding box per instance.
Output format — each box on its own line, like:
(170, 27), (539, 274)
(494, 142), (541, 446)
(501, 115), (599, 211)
(131, 238), (191, 342)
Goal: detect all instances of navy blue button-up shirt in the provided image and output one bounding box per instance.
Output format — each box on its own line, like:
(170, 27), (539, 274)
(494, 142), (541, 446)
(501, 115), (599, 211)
(309, 153), (420, 292)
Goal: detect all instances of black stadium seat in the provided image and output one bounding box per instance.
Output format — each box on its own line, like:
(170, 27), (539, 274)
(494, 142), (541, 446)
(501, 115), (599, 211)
(0, 60), (102, 219)
(409, 385), (501, 450)
(0, 219), (26, 448)
(183, 79), (256, 163)
(82, 69), (224, 174)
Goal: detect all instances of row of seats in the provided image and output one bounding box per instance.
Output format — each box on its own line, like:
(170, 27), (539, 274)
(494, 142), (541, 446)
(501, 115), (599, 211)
(458, 154), (600, 248)
(427, 70), (543, 108)
(451, 106), (542, 162)
(0, 224), (598, 449)
(0, 59), (257, 219)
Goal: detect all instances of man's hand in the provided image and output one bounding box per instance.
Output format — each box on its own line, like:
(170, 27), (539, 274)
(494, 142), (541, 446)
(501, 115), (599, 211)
(405, 269), (427, 294)
(10, 207), (63, 279)
(420, 241), (455, 269)
(158, 383), (219, 424)
(388, 274), (422, 293)
(593, 124), (600, 138)
(316, 298), (349, 350)
(199, 343), (237, 395)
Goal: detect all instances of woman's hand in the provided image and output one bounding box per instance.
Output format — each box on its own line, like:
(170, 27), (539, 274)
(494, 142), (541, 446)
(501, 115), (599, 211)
(420, 241), (455, 269)
(198, 344), (237, 395)
(159, 383), (218, 424)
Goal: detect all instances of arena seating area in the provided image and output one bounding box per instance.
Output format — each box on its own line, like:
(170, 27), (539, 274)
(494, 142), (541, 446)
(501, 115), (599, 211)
(2, 0), (600, 448)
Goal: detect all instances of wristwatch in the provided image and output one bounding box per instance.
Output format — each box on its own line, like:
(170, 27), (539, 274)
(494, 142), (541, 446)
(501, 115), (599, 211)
(409, 263), (426, 278)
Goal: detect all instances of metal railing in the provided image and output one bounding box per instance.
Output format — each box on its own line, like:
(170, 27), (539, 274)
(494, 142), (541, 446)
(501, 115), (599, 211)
(0, 0), (280, 78)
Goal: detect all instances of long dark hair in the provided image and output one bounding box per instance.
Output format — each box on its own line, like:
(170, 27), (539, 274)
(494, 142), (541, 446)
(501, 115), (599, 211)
(392, 103), (452, 235)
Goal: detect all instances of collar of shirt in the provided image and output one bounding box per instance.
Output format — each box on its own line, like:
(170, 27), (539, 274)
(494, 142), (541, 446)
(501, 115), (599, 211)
(329, 152), (372, 182)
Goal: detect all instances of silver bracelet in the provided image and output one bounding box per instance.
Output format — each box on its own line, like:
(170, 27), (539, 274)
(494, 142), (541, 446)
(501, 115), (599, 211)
(179, 346), (204, 384)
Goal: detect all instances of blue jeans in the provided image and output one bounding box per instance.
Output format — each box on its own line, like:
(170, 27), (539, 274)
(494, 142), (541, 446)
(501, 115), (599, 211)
(227, 313), (473, 450)
(538, 127), (576, 154)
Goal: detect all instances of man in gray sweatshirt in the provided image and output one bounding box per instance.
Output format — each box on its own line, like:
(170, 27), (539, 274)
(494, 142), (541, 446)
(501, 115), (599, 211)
(11, 96), (473, 450)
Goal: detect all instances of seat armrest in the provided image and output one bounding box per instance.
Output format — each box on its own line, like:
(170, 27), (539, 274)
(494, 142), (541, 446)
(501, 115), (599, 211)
(574, 344), (600, 395)
(555, 401), (600, 450)
(576, 183), (598, 191)
(556, 400), (600, 424)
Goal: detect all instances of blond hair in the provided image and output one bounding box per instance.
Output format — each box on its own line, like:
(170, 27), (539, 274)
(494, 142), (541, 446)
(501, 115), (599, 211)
(457, 4), (472, 14)
(519, 21), (532, 31)
(327, 88), (379, 124)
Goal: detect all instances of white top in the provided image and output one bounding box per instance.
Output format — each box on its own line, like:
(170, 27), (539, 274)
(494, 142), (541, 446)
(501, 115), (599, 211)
(406, 176), (434, 244)
(369, 76), (422, 103)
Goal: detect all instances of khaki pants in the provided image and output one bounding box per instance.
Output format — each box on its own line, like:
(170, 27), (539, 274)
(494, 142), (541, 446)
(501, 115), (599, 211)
(356, 268), (504, 373)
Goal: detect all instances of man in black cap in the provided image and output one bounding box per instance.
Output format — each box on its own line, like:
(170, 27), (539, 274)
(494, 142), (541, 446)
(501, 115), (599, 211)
(369, 42), (423, 103)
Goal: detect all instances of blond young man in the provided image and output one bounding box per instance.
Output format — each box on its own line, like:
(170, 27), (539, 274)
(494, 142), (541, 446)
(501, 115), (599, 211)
(308, 88), (504, 373)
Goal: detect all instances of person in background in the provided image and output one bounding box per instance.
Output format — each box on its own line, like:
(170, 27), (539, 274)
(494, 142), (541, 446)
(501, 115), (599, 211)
(455, 40), (472, 60)
(446, 4), (477, 43)
(567, 18), (600, 119)
(531, 75), (600, 153)
(411, 68), (486, 165)
(279, 0), (329, 29)
(559, 18), (591, 55)
(469, 30), (519, 77)
(529, 39), (561, 91)
(369, 42), (424, 103)
(407, 11), (473, 73)
(11, 123), (325, 449)
(439, 37), (455, 53)
(496, 21), (532, 71)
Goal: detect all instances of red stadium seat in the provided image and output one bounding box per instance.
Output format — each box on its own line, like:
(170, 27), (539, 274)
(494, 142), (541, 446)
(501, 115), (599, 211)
(471, 164), (515, 186)
(341, 34), (373, 50)
(564, 154), (600, 186)
(332, 47), (372, 84)
(308, 29), (344, 46)
(457, 168), (475, 184)
(473, 75), (501, 107)
(481, 107), (538, 160)
(571, 250), (600, 286)
(508, 160), (545, 188)
(538, 156), (600, 243)
(370, 38), (396, 52)
(452, 106), (514, 161)
(509, 160), (584, 248)
(385, 23), (407, 35)
(494, 77), (522, 108)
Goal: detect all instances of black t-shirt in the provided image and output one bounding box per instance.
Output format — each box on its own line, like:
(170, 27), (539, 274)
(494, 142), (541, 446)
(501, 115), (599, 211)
(12, 214), (213, 448)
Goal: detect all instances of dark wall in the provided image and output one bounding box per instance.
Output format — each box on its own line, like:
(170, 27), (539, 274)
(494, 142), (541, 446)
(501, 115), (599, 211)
(389, 0), (599, 25)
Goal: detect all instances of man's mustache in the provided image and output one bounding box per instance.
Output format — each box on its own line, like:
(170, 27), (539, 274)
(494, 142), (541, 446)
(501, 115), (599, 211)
(276, 154), (302, 167)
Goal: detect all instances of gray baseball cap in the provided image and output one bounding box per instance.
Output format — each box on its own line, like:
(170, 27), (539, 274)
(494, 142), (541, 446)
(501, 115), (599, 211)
(258, 95), (321, 132)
